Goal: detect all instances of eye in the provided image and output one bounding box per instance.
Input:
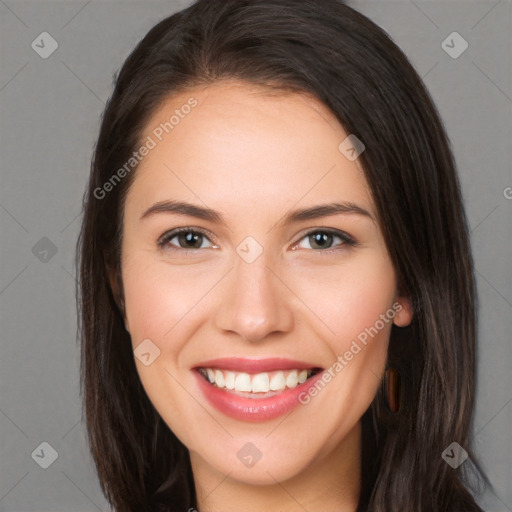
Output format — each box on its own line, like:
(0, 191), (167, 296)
(157, 227), (216, 252)
(157, 227), (356, 255)
(293, 229), (356, 253)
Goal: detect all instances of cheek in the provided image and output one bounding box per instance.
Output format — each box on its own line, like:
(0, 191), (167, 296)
(285, 253), (396, 409)
(288, 251), (397, 349)
(120, 244), (396, 480)
(123, 247), (397, 358)
(121, 254), (228, 364)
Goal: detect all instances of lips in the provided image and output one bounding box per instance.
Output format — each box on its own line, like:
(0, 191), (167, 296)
(192, 357), (324, 421)
(195, 357), (319, 373)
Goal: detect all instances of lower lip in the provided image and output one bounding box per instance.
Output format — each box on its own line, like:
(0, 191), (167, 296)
(193, 370), (324, 422)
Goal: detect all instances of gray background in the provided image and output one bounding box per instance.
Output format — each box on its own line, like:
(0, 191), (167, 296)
(0, 0), (511, 510)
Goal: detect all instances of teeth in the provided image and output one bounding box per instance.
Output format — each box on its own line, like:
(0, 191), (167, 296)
(251, 373), (270, 393)
(214, 370), (225, 388)
(286, 370), (298, 388)
(234, 373), (252, 392)
(200, 367), (315, 393)
(224, 371), (235, 390)
(298, 369), (308, 384)
(269, 371), (285, 391)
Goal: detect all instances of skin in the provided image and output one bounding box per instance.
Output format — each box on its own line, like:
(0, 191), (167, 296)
(118, 81), (412, 512)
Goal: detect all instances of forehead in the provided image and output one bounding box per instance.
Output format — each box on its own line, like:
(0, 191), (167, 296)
(125, 80), (374, 222)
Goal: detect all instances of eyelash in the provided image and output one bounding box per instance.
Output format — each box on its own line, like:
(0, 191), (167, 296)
(157, 227), (357, 255)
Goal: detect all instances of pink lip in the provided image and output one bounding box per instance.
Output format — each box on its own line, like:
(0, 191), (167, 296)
(192, 359), (325, 422)
(193, 357), (320, 373)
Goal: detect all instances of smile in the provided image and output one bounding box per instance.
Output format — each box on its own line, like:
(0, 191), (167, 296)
(198, 367), (317, 394)
(192, 358), (324, 421)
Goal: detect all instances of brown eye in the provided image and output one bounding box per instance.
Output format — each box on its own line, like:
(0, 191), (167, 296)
(158, 228), (215, 251)
(176, 231), (204, 249)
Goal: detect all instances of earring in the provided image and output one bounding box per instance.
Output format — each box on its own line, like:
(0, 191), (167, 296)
(384, 367), (402, 414)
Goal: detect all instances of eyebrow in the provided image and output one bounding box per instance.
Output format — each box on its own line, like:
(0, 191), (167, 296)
(140, 199), (373, 226)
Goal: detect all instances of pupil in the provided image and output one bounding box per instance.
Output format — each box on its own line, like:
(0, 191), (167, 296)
(311, 232), (332, 249)
(180, 232), (202, 248)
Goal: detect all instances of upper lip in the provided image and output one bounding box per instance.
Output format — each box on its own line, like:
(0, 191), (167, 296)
(192, 357), (323, 373)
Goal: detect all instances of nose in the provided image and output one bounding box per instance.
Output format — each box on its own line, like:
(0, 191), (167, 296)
(213, 253), (294, 343)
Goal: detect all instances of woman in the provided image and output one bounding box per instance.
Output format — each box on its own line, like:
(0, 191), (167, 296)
(77, 0), (490, 510)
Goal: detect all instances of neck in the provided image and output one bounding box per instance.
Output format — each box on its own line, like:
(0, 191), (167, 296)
(190, 421), (362, 512)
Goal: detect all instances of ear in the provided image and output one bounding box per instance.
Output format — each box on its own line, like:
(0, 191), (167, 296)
(107, 265), (130, 333)
(392, 294), (413, 327)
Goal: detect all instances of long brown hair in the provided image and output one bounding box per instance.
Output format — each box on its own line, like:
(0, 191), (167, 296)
(77, 1), (490, 510)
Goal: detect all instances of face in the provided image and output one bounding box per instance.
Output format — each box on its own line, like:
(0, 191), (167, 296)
(118, 81), (412, 486)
